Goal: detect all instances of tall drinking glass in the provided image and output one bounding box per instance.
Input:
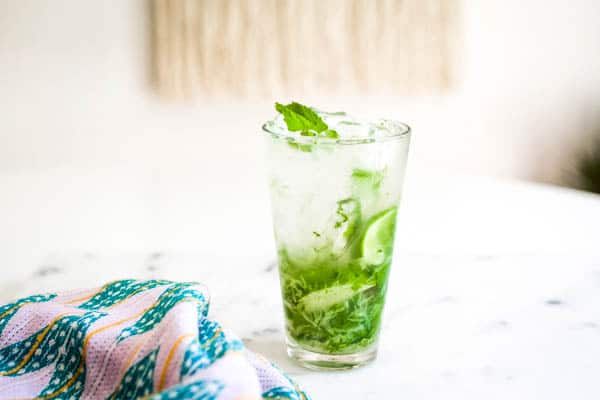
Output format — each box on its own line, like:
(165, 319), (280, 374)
(263, 112), (410, 370)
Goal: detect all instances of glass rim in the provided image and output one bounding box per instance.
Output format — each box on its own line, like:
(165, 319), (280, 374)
(261, 119), (411, 145)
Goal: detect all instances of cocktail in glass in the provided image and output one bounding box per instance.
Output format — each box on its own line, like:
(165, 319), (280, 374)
(263, 108), (410, 369)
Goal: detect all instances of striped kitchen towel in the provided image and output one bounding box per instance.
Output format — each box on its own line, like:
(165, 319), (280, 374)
(0, 280), (310, 400)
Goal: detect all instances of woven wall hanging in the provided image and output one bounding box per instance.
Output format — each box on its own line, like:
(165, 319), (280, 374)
(150, 0), (460, 98)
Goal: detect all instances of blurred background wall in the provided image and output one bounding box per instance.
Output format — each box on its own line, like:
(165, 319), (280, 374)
(150, 0), (459, 98)
(1, 0), (600, 187)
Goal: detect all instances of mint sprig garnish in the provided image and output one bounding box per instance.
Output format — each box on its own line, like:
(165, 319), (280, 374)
(275, 102), (339, 139)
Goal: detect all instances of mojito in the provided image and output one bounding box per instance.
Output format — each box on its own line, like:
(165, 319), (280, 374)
(264, 102), (410, 369)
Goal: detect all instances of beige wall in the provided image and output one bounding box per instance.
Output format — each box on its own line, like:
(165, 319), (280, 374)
(1, 0), (600, 186)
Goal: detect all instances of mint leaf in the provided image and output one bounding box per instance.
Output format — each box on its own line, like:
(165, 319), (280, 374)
(275, 102), (327, 132)
(352, 168), (385, 191)
(275, 102), (339, 139)
(334, 198), (361, 242)
(322, 129), (339, 139)
(287, 142), (313, 152)
(352, 169), (379, 179)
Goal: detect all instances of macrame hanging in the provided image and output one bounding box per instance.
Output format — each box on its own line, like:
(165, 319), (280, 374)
(150, 0), (460, 99)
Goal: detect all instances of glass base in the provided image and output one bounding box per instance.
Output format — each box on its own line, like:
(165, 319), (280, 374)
(286, 338), (377, 371)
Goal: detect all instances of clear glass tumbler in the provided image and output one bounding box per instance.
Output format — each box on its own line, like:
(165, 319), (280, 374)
(263, 114), (410, 370)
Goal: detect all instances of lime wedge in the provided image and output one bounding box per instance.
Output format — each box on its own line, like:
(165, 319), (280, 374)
(299, 283), (375, 313)
(360, 207), (398, 266)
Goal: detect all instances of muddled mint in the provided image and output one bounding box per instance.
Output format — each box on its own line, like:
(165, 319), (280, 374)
(275, 102), (339, 139)
(334, 198), (361, 242)
(278, 172), (398, 353)
(352, 168), (385, 189)
(279, 204), (397, 353)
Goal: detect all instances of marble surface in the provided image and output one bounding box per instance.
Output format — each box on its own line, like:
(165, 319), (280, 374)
(1, 167), (599, 399)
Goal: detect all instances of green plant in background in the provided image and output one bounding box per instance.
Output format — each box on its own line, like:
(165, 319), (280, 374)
(578, 138), (600, 194)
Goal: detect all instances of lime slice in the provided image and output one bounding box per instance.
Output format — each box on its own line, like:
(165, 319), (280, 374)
(299, 283), (375, 313)
(360, 207), (398, 266)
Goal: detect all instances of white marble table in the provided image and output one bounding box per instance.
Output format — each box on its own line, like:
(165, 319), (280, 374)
(1, 167), (599, 399)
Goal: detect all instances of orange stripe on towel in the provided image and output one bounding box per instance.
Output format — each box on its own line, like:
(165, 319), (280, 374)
(158, 333), (196, 391)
